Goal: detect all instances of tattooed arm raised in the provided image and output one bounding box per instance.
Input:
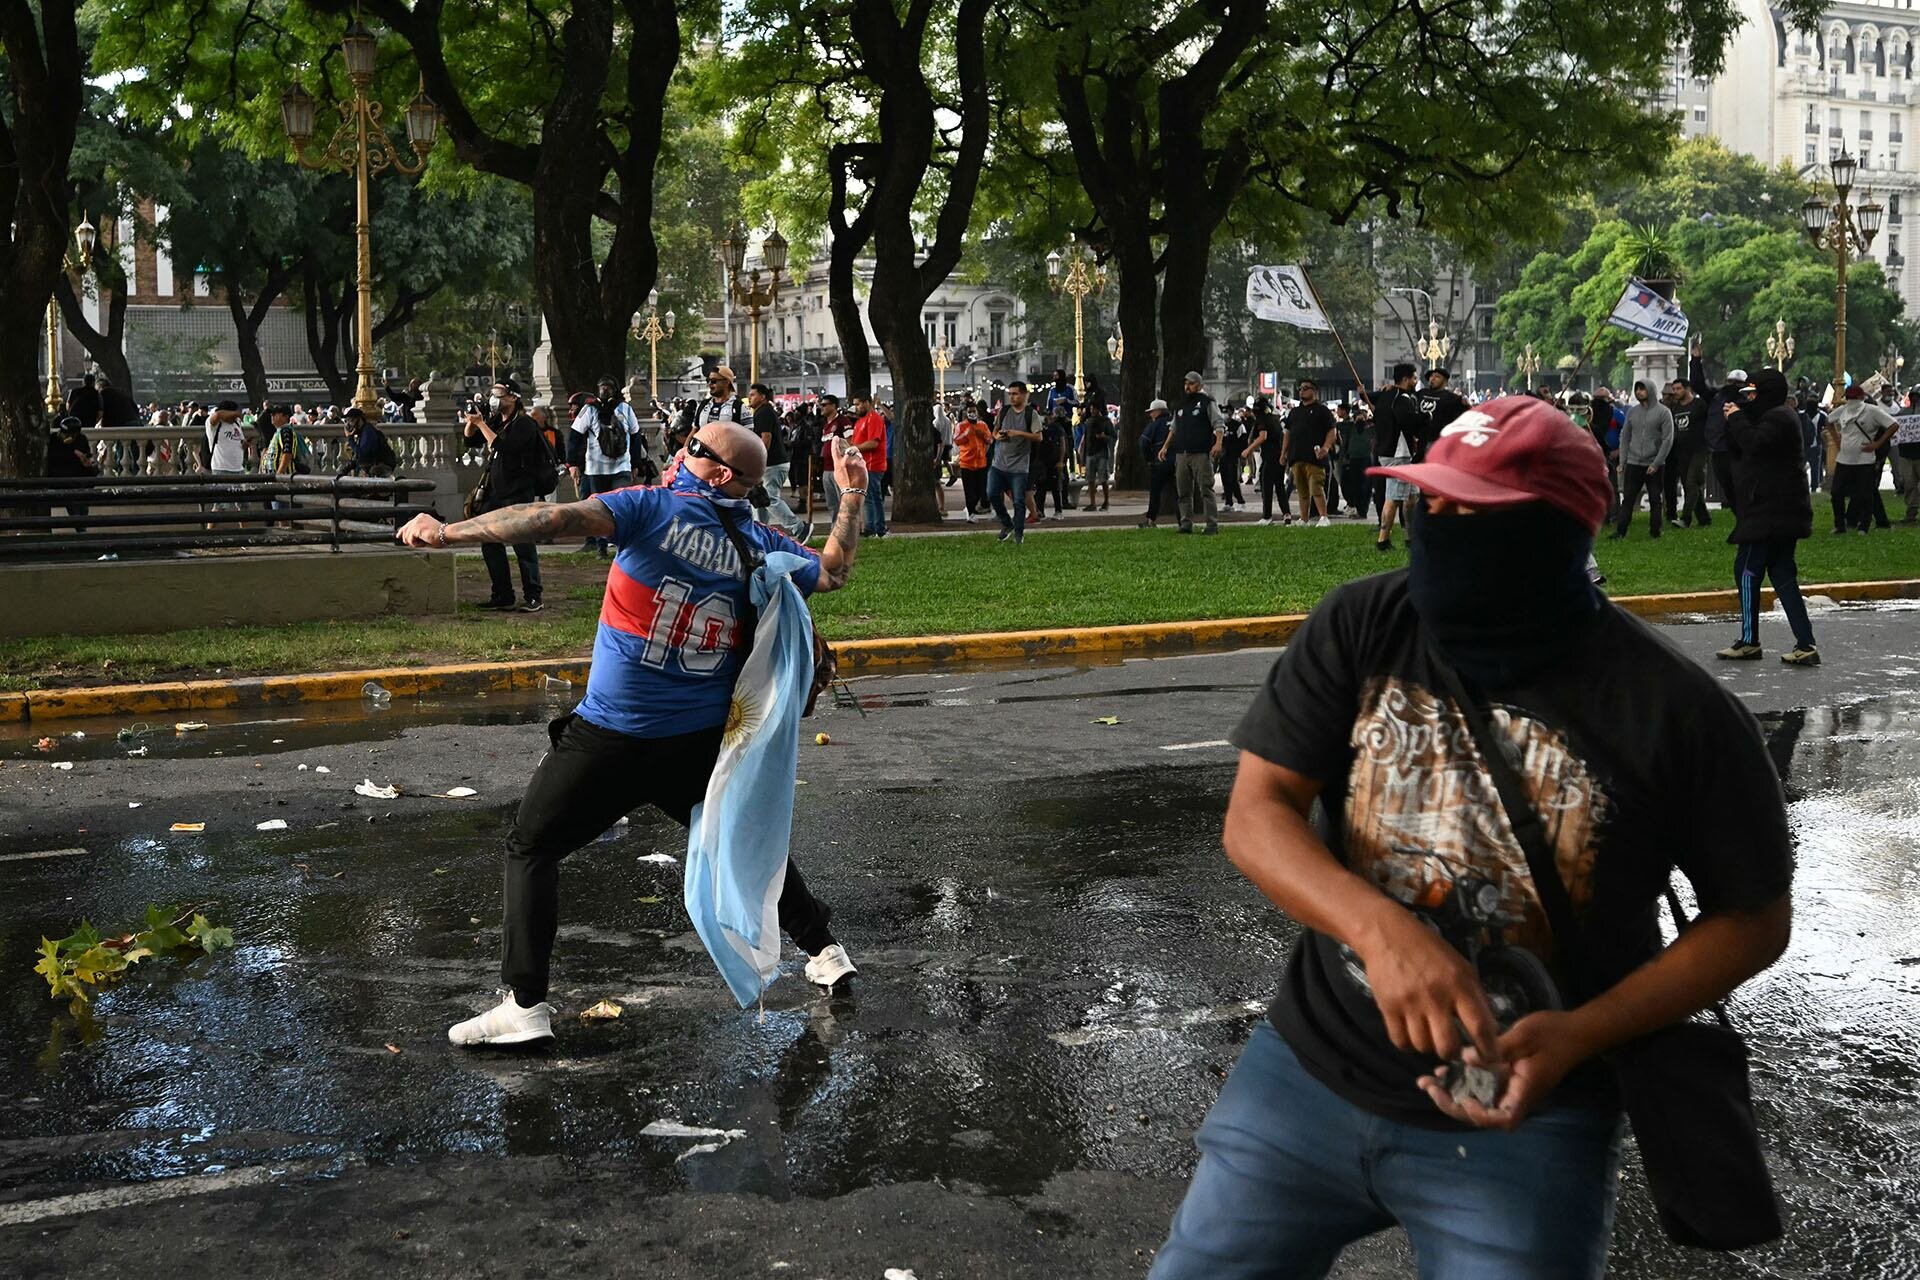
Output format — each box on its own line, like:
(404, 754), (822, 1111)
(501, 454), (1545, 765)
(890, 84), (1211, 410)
(396, 499), (614, 548)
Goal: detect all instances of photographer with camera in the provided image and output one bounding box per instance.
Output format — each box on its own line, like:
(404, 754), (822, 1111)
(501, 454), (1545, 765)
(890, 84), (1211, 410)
(463, 378), (552, 612)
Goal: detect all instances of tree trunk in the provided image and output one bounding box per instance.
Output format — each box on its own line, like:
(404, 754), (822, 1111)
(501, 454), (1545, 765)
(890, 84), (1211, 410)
(301, 265), (353, 405)
(0, 0), (84, 477)
(825, 143), (878, 398)
(1111, 242), (1158, 487)
(224, 278), (270, 408)
(363, 0), (676, 401)
(1157, 224), (1213, 406)
(842, 0), (989, 524)
(0, 325), (50, 480)
(55, 274), (133, 395)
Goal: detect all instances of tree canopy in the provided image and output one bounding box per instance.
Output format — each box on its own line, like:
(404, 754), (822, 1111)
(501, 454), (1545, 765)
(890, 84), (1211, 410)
(1494, 141), (1915, 387)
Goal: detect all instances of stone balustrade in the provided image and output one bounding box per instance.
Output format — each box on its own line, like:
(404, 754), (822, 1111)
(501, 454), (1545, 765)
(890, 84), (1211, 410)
(86, 423), (464, 479)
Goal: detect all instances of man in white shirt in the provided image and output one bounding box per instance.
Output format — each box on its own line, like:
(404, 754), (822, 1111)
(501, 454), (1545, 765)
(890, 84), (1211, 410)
(567, 377), (646, 557)
(203, 400), (251, 527)
(206, 400), (249, 474)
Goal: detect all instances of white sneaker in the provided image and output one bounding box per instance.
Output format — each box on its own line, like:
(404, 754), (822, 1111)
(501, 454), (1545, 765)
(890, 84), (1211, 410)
(1256, 518), (1272, 526)
(1315, 516), (1332, 528)
(804, 943), (858, 990)
(963, 511), (976, 523)
(448, 990), (556, 1045)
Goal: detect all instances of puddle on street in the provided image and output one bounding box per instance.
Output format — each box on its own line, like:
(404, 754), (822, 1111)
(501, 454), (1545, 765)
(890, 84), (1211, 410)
(0, 694), (1916, 1278)
(1, 689), (573, 762)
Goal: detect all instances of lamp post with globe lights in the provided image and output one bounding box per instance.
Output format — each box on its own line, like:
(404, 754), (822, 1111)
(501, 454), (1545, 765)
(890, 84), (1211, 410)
(46, 219), (96, 415)
(1048, 238), (1105, 418)
(932, 344), (950, 403)
(1416, 319), (1452, 369)
(1764, 318), (1795, 371)
(1800, 151), (1882, 401)
(631, 290), (676, 404)
(719, 223), (787, 387)
(279, 20), (439, 417)
(1515, 342), (1541, 392)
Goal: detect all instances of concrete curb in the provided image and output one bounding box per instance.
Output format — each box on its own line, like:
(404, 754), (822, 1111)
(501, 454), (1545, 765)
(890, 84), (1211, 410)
(6, 578), (1916, 724)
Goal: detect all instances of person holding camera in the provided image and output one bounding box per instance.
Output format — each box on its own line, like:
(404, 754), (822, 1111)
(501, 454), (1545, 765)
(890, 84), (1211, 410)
(463, 378), (548, 612)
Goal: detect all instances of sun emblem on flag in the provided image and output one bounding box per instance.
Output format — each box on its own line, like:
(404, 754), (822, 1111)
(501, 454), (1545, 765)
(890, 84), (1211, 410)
(723, 690), (763, 748)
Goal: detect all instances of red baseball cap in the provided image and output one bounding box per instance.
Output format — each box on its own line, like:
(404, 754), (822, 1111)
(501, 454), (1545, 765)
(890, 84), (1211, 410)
(1368, 396), (1613, 534)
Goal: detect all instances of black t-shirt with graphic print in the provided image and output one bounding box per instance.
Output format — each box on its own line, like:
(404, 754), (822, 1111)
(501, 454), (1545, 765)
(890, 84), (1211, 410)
(1230, 570), (1794, 1130)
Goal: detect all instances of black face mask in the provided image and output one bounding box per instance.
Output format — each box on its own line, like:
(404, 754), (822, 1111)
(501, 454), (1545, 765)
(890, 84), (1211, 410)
(1407, 503), (1603, 688)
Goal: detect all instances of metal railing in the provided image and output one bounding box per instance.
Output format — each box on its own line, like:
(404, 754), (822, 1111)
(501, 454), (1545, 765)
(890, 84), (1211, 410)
(0, 473), (439, 559)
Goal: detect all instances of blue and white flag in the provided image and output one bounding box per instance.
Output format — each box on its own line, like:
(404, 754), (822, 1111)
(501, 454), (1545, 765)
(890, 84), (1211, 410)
(684, 550), (817, 1008)
(1604, 277), (1689, 347)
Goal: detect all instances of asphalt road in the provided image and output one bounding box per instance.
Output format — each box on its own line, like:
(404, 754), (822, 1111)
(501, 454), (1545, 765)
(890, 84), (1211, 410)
(2, 599), (1918, 1278)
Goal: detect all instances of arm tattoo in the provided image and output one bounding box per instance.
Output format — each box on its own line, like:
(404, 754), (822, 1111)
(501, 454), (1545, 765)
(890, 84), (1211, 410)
(448, 500), (614, 545)
(816, 496), (863, 592)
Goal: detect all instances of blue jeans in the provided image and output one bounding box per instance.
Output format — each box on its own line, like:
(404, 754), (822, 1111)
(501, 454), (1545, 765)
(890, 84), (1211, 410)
(755, 461), (799, 533)
(864, 471), (887, 535)
(1150, 1023), (1623, 1280)
(986, 466), (1029, 536)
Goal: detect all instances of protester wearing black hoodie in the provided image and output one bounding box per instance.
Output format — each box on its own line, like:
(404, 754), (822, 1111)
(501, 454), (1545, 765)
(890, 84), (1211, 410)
(1718, 368), (1817, 666)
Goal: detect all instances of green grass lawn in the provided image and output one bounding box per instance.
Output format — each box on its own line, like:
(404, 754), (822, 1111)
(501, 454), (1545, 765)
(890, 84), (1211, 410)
(4, 521), (1916, 690)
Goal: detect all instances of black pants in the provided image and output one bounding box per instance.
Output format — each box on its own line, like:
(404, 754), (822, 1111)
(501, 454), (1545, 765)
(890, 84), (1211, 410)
(960, 466), (988, 514)
(503, 713), (835, 1004)
(1258, 455), (1292, 520)
(1339, 459), (1372, 519)
(1219, 451), (1245, 505)
(1145, 462), (1178, 521)
(1832, 462), (1878, 531)
(1710, 451), (1736, 517)
(1665, 445), (1708, 525)
(1615, 463), (1661, 536)
(480, 506), (542, 604)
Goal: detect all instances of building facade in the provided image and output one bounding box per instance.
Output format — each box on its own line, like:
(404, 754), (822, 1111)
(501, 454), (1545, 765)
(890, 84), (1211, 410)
(1709, 0), (1919, 310)
(714, 245), (1028, 402)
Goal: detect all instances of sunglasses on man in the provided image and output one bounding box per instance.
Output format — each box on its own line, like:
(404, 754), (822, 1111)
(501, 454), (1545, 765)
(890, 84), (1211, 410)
(686, 433), (749, 475)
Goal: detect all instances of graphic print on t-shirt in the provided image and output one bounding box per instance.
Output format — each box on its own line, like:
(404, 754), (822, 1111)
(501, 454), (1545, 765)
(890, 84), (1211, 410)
(1335, 676), (1610, 1026)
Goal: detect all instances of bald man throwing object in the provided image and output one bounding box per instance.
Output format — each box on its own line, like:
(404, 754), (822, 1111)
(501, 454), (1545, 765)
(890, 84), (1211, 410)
(399, 420), (872, 1045)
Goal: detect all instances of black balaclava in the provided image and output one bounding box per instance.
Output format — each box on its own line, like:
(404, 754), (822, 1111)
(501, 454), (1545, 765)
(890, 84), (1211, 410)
(1407, 502), (1603, 688)
(1747, 368), (1789, 417)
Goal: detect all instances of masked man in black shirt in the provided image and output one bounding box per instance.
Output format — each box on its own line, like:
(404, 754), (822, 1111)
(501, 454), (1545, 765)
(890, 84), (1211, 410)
(1149, 395), (1793, 1280)
(463, 378), (548, 612)
(1370, 363), (1425, 551)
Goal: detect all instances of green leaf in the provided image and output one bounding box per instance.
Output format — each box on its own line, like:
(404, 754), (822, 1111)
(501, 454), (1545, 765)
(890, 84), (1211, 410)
(186, 916), (235, 955)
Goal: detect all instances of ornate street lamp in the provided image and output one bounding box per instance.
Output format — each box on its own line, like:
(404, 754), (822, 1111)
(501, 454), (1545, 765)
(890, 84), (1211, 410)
(281, 22), (440, 417)
(719, 222), (786, 386)
(630, 287), (677, 405)
(45, 218), (98, 415)
(1764, 318), (1795, 370)
(1106, 332), (1124, 363)
(932, 344), (951, 403)
(1514, 342), (1541, 391)
(1416, 319), (1452, 367)
(1801, 151), (1882, 401)
(1049, 237), (1106, 416)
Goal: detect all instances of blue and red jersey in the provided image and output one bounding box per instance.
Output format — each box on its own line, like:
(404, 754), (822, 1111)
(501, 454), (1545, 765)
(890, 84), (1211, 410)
(576, 473), (821, 738)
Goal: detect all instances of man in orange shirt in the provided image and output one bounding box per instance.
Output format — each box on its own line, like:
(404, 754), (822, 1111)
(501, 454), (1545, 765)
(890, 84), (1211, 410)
(850, 391), (890, 537)
(953, 403), (993, 522)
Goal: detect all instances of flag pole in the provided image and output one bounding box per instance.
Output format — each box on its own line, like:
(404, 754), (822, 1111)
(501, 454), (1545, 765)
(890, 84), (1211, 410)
(1300, 265), (1374, 399)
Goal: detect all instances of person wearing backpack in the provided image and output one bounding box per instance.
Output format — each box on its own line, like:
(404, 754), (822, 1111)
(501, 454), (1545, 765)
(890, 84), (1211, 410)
(260, 405), (313, 513)
(463, 378), (549, 611)
(567, 377), (644, 557)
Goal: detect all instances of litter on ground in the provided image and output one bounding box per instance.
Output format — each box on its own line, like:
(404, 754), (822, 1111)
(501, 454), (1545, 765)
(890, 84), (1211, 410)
(354, 779), (399, 799)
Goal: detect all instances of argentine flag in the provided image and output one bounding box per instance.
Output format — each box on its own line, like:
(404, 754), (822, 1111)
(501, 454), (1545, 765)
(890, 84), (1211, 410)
(685, 549), (817, 1008)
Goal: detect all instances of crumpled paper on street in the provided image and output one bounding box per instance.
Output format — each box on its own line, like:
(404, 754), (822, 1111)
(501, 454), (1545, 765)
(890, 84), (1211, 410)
(354, 779), (400, 799)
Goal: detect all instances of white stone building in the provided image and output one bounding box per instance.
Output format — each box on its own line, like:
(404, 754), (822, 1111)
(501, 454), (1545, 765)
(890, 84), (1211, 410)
(711, 245), (1029, 402)
(1709, 0), (1918, 308)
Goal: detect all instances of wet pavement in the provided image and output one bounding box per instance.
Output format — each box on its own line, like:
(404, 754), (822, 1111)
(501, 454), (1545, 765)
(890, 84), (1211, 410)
(1, 602), (1918, 1276)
